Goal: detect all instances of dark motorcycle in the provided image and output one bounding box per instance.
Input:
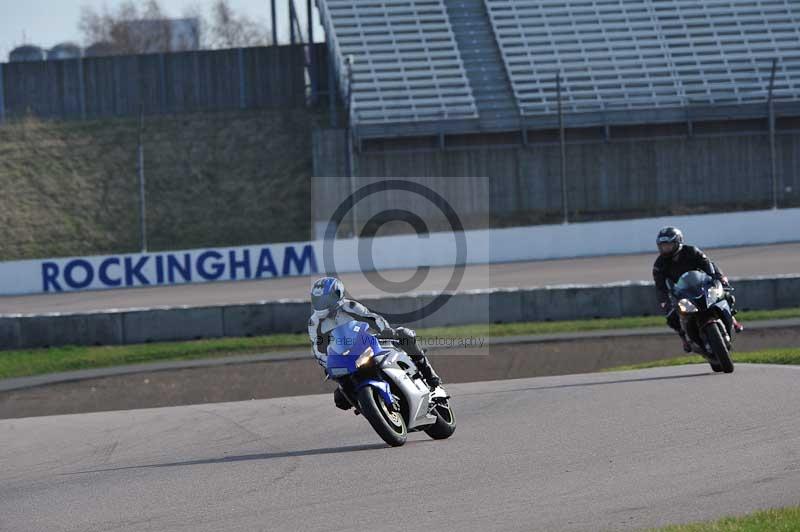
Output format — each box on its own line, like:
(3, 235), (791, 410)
(668, 270), (735, 373)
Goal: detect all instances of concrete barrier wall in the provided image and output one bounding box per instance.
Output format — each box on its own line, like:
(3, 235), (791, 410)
(4, 206), (800, 297)
(1, 275), (797, 350)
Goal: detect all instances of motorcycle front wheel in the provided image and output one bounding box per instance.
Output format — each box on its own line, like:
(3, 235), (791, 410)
(357, 386), (407, 447)
(424, 401), (457, 440)
(705, 324), (734, 374)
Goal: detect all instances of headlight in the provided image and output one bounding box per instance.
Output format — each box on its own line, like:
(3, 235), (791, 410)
(355, 346), (375, 369)
(708, 284), (724, 300)
(678, 299), (698, 313)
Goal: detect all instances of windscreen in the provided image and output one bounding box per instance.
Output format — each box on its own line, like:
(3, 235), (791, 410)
(674, 270), (710, 298)
(326, 321), (375, 356)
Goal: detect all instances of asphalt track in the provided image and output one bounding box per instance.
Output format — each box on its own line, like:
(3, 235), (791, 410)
(2, 364), (798, 532)
(1, 243), (799, 315)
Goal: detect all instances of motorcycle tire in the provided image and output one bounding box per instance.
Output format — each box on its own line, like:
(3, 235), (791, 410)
(424, 401), (457, 440)
(357, 386), (407, 447)
(706, 324), (734, 374)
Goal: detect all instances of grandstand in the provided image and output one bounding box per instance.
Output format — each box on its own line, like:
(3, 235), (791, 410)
(318, 0), (800, 140)
(2, 0), (799, 258)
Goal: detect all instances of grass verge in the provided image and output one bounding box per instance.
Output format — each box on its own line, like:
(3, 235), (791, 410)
(0, 307), (798, 381)
(413, 306), (800, 339)
(608, 347), (800, 372)
(0, 333), (308, 381)
(648, 506), (800, 531)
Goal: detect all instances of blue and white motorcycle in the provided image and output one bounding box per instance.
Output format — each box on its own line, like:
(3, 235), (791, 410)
(325, 320), (456, 447)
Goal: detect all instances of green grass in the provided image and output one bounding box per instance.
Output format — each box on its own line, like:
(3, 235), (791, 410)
(648, 506), (800, 531)
(419, 306), (800, 339)
(0, 333), (308, 380)
(420, 315), (664, 338)
(608, 347), (800, 372)
(0, 307), (798, 381)
(732, 307), (800, 321)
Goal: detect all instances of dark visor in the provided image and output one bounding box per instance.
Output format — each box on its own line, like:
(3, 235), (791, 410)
(312, 291), (340, 311)
(658, 242), (677, 253)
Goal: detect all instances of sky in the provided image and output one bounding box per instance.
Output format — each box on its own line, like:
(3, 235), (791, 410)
(0, 0), (324, 60)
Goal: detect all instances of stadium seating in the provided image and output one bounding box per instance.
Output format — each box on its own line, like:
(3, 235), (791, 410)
(485, 0), (800, 116)
(317, 0), (800, 135)
(445, 0), (521, 130)
(317, 0), (479, 125)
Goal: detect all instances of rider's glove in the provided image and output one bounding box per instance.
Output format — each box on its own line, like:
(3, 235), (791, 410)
(379, 326), (397, 339)
(394, 327), (418, 348)
(720, 276), (730, 287)
(395, 326), (416, 339)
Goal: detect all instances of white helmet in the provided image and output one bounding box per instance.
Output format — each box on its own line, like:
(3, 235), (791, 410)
(310, 277), (345, 318)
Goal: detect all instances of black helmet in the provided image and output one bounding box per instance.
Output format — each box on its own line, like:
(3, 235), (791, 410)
(657, 226), (684, 257)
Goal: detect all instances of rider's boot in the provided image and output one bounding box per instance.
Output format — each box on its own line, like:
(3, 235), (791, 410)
(333, 387), (352, 410)
(398, 328), (442, 390)
(414, 355), (441, 390)
(732, 317), (744, 333)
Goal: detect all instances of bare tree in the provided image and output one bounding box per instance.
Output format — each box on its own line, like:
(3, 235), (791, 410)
(210, 0), (271, 49)
(79, 0), (186, 54)
(182, 3), (208, 50)
(118, 1), (172, 54)
(79, 0), (270, 54)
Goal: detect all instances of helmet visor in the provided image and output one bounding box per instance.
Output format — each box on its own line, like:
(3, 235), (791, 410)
(658, 242), (678, 255)
(311, 291), (340, 311)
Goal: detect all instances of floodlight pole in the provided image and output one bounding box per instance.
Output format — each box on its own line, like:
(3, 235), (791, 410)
(307, 0), (314, 43)
(557, 72), (568, 224)
(768, 58), (778, 210)
(270, 0), (278, 45)
(0, 65), (5, 124)
(137, 102), (147, 252)
(345, 56), (357, 237)
(289, 0), (296, 45)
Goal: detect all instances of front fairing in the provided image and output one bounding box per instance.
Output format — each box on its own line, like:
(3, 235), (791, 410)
(325, 320), (383, 379)
(673, 271), (716, 311)
(675, 273), (734, 352)
(326, 353), (357, 378)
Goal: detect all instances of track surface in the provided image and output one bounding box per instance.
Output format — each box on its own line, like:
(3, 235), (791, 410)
(2, 242), (798, 314)
(2, 364), (798, 532)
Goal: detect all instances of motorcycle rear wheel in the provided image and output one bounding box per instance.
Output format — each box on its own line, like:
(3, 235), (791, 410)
(357, 387), (407, 447)
(706, 325), (734, 374)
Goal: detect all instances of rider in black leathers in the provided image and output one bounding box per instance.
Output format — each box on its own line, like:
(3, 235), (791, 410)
(653, 226), (743, 352)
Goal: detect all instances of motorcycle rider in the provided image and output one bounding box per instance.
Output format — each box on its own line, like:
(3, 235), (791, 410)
(307, 276), (442, 411)
(653, 226), (743, 352)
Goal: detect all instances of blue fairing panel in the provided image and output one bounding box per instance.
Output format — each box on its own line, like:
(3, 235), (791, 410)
(356, 380), (393, 408)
